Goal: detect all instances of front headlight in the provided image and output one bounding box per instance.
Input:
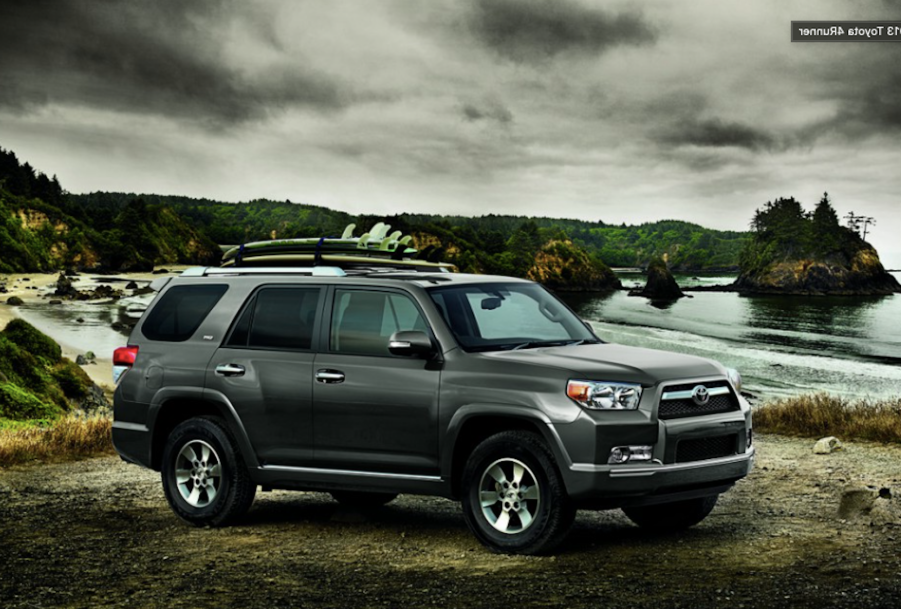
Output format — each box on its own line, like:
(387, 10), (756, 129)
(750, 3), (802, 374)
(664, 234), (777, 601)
(726, 367), (742, 393)
(567, 380), (643, 410)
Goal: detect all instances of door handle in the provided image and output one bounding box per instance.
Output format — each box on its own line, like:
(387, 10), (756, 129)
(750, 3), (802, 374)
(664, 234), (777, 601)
(315, 369), (345, 384)
(215, 363), (246, 377)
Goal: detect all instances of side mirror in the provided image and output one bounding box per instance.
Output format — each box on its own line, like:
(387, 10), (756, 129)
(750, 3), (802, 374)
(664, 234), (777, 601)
(388, 330), (436, 358)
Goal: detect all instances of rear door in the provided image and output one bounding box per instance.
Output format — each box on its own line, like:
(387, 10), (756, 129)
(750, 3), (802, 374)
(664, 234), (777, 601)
(312, 286), (441, 475)
(205, 285), (323, 466)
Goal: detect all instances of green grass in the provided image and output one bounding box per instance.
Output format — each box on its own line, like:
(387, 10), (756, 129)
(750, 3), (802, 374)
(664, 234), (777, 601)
(754, 393), (901, 444)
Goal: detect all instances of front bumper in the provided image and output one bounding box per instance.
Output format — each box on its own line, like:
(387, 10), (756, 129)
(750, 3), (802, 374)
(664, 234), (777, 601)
(562, 446), (755, 508)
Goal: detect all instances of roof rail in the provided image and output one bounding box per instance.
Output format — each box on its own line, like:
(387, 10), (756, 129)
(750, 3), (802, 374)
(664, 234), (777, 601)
(182, 266), (347, 277)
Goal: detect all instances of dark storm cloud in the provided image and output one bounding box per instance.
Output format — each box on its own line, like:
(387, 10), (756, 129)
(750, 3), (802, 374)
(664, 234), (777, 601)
(0, 0), (346, 125)
(814, 60), (901, 141)
(460, 102), (513, 124)
(661, 118), (777, 151)
(468, 0), (656, 63)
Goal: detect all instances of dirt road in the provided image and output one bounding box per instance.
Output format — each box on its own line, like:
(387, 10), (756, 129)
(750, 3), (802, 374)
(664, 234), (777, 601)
(1, 434), (900, 608)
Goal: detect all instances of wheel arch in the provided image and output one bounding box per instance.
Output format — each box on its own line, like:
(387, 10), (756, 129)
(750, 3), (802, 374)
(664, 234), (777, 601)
(148, 388), (258, 471)
(444, 407), (572, 499)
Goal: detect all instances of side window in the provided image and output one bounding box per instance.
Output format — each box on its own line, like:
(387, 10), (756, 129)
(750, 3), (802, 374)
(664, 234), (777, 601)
(141, 284), (228, 342)
(331, 290), (427, 356)
(226, 287), (320, 350)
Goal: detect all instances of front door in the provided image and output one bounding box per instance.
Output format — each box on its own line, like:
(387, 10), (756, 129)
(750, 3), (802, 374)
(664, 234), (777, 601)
(205, 285), (323, 466)
(312, 287), (441, 475)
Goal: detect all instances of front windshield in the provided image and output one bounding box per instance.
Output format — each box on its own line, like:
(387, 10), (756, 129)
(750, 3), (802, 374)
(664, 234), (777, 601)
(427, 282), (599, 352)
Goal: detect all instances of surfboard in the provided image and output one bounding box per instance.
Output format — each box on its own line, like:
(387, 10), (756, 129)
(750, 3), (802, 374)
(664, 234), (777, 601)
(219, 253), (454, 272)
(221, 224), (417, 264)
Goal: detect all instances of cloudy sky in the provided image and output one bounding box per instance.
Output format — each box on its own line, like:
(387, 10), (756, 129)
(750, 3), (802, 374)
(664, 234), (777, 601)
(1, 0), (900, 265)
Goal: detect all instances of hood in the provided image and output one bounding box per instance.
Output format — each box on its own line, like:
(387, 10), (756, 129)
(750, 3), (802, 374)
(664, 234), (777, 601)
(480, 343), (724, 386)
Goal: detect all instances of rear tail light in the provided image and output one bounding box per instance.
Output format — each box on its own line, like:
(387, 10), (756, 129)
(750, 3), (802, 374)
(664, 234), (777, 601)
(113, 345), (139, 384)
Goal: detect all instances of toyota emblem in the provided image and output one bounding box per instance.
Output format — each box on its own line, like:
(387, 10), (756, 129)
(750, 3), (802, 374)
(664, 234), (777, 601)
(691, 385), (710, 406)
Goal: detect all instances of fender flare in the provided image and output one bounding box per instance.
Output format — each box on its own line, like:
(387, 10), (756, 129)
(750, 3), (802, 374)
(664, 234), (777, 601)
(441, 404), (573, 479)
(147, 387), (260, 469)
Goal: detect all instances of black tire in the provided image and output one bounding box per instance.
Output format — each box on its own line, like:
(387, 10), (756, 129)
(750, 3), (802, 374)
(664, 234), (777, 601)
(330, 491), (398, 508)
(461, 431), (575, 555)
(161, 416), (256, 527)
(622, 495), (718, 532)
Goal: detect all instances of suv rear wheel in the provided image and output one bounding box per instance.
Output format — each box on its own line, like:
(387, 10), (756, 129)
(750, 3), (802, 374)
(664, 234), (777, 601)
(461, 431), (574, 555)
(161, 416), (256, 526)
(622, 495), (718, 531)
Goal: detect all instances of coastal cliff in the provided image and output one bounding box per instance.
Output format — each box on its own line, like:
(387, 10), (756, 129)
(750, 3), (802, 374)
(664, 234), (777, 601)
(526, 239), (622, 291)
(735, 194), (900, 296)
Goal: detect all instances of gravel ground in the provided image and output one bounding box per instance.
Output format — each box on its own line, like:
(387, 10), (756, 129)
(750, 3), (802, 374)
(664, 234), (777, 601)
(1, 434), (900, 609)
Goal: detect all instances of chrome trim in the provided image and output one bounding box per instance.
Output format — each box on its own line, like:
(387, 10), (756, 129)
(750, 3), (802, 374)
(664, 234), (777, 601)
(571, 447), (755, 477)
(259, 464), (442, 482)
(215, 363), (246, 376)
(112, 421), (149, 433)
(661, 386), (731, 401)
(315, 370), (345, 382)
(203, 266), (346, 277)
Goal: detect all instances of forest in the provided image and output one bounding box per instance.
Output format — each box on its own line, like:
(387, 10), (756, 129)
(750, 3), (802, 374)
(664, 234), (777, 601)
(2, 145), (747, 276)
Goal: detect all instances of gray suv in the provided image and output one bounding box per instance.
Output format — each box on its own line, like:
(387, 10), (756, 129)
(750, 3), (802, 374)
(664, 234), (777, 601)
(112, 265), (754, 554)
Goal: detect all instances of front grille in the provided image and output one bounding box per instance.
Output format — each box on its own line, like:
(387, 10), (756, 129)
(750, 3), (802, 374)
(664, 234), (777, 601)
(658, 380), (739, 420)
(676, 434), (737, 463)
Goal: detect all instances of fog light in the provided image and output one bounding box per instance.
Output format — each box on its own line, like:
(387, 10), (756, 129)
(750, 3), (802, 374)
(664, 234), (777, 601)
(608, 445), (654, 465)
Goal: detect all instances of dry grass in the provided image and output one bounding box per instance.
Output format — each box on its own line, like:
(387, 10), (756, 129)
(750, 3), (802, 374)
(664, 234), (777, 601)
(754, 393), (901, 444)
(0, 414), (114, 467)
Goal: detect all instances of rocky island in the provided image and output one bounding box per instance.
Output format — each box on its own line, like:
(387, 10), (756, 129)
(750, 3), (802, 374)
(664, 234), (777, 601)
(628, 256), (685, 300)
(733, 194), (900, 296)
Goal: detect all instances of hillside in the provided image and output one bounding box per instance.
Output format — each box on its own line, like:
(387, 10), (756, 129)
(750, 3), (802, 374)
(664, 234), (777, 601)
(735, 194), (900, 295)
(6, 144), (748, 279)
(0, 148), (220, 272)
(67, 193), (749, 271)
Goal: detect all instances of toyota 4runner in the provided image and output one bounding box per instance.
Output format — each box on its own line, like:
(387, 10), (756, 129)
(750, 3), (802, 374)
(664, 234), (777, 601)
(112, 265), (754, 554)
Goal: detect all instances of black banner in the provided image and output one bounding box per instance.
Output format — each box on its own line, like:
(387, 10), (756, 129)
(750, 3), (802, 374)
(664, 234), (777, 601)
(792, 21), (901, 42)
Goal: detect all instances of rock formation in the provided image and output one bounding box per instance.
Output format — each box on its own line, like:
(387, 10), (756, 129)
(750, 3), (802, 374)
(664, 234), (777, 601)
(629, 257), (685, 300)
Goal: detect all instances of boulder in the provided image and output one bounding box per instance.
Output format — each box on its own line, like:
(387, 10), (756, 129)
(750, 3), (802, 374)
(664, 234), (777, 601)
(838, 487), (878, 519)
(49, 299), (63, 305)
(814, 436), (843, 454)
(6, 296), (23, 306)
(54, 273), (78, 298)
(126, 281), (139, 289)
(629, 257), (685, 300)
(75, 354), (87, 365)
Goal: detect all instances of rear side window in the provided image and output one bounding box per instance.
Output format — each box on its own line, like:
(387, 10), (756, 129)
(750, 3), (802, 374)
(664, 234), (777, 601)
(226, 287), (321, 350)
(141, 284), (228, 342)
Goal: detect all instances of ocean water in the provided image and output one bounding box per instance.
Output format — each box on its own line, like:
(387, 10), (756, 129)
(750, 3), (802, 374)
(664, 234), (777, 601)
(562, 272), (901, 400)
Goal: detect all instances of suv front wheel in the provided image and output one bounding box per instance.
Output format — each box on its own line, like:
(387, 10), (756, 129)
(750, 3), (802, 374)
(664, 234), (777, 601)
(161, 416), (256, 527)
(461, 431), (575, 555)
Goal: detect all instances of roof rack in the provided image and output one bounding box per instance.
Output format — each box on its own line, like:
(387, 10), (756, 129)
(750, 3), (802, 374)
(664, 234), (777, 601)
(182, 266), (347, 277)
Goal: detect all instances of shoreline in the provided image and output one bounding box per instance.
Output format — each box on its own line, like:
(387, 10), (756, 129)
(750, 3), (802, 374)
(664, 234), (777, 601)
(1, 268), (189, 393)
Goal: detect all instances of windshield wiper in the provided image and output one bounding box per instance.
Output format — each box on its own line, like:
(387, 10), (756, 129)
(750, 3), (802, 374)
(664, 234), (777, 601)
(507, 340), (568, 350)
